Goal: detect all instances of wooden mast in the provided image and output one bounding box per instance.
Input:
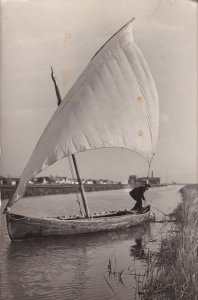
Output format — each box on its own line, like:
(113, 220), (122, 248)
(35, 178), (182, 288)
(51, 67), (90, 218)
(71, 154), (90, 218)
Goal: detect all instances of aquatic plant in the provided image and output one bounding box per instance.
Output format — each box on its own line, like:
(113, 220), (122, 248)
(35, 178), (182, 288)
(141, 184), (198, 299)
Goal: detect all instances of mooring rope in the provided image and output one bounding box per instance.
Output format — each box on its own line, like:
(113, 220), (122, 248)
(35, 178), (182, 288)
(146, 202), (174, 220)
(144, 155), (175, 221)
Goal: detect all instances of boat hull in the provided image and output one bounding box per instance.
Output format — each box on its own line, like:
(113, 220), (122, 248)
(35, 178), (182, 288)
(6, 209), (151, 241)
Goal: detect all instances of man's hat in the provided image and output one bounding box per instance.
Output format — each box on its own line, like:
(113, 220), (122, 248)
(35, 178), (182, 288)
(145, 184), (151, 188)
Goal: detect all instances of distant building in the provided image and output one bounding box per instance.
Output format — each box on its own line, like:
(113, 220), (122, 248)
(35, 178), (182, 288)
(0, 177), (7, 184)
(128, 172), (160, 187)
(128, 175), (137, 186)
(1, 176), (121, 186)
(6, 177), (20, 186)
(149, 176), (161, 186)
(85, 180), (94, 184)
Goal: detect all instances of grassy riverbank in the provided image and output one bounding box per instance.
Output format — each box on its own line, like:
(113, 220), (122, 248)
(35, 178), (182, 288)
(142, 184), (198, 299)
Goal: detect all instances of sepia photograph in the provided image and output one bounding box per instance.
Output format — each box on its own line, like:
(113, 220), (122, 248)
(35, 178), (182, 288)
(0, 0), (197, 299)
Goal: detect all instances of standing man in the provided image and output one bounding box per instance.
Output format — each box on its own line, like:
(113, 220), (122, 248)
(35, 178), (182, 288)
(129, 184), (150, 211)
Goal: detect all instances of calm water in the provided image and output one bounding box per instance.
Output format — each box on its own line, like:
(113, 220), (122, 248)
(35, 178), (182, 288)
(0, 186), (182, 300)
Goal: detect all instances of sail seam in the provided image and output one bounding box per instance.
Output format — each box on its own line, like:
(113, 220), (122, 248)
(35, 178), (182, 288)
(121, 46), (154, 152)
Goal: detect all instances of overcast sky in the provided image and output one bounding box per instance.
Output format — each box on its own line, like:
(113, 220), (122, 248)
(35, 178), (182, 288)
(0, 0), (197, 183)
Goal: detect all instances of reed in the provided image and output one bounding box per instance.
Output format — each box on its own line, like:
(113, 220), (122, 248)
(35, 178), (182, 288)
(141, 184), (198, 299)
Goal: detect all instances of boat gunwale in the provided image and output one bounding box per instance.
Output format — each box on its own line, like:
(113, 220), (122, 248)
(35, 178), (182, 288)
(6, 209), (151, 241)
(6, 209), (150, 225)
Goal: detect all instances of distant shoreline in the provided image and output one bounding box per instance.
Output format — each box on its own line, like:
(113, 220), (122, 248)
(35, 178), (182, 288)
(0, 183), (129, 200)
(0, 183), (185, 200)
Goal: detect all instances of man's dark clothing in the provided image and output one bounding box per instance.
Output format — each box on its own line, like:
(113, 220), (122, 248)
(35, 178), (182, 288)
(129, 186), (147, 211)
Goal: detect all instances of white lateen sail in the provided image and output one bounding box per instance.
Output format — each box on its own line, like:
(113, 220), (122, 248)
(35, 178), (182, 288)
(6, 19), (159, 209)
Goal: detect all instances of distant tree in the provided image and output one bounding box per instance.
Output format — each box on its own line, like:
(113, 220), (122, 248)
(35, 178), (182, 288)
(37, 177), (44, 184)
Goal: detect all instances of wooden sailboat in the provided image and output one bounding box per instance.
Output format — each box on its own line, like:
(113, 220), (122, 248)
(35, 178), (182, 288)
(4, 19), (159, 241)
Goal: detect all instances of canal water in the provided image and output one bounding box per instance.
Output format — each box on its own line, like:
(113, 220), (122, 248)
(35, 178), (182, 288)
(0, 185), (182, 300)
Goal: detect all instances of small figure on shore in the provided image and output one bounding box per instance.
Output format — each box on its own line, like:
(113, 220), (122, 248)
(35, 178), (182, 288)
(129, 184), (150, 211)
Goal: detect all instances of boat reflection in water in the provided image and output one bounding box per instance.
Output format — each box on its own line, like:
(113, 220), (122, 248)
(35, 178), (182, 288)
(4, 223), (151, 300)
(7, 222), (151, 255)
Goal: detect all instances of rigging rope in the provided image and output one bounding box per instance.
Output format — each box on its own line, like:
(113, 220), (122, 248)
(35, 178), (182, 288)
(147, 153), (155, 184)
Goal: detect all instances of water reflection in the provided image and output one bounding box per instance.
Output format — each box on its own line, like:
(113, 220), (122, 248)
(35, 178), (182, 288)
(1, 185), (182, 300)
(7, 223), (151, 255)
(130, 238), (146, 260)
(4, 224), (151, 300)
(129, 222), (151, 260)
